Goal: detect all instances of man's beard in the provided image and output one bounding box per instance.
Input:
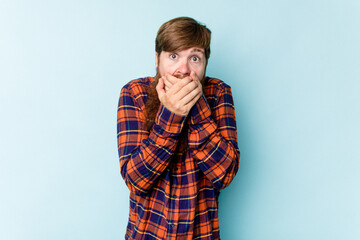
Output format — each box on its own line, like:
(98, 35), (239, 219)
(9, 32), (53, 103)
(144, 71), (206, 151)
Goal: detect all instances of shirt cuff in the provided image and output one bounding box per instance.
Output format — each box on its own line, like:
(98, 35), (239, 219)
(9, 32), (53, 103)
(190, 94), (212, 125)
(155, 105), (187, 134)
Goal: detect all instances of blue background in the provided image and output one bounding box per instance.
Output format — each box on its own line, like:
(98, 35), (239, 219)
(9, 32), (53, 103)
(1, 0), (359, 239)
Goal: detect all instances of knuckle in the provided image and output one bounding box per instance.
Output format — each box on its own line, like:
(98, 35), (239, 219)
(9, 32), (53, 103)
(184, 85), (192, 92)
(175, 103), (181, 110)
(186, 82), (196, 91)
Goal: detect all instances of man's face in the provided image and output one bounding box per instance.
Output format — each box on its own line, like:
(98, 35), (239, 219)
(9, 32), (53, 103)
(155, 47), (207, 81)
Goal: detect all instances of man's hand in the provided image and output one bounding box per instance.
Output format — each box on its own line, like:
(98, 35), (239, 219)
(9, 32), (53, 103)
(156, 72), (202, 116)
(163, 75), (179, 92)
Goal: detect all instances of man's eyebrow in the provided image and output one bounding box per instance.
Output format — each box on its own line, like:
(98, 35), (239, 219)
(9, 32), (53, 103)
(191, 48), (205, 54)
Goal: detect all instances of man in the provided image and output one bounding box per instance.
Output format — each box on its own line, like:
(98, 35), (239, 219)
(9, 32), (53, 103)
(117, 17), (240, 240)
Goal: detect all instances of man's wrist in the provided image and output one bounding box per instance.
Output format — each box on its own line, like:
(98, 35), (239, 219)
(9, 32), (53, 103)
(155, 104), (187, 134)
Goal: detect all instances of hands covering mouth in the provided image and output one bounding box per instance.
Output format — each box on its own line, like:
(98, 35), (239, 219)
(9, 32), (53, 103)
(156, 72), (203, 116)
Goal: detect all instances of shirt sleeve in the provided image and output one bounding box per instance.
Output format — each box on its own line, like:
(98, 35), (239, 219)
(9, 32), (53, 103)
(188, 85), (240, 190)
(117, 84), (186, 195)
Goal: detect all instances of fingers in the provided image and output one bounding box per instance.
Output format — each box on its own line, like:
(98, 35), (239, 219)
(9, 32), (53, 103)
(163, 77), (173, 92)
(184, 90), (202, 110)
(179, 84), (202, 106)
(172, 87), (202, 116)
(163, 72), (199, 92)
(190, 71), (199, 83)
(165, 75), (180, 85)
(156, 78), (165, 99)
(175, 80), (199, 100)
(162, 75), (189, 94)
(162, 75), (181, 92)
(157, 72), (203, 116)
(166, 74), (202, 106)
(165, 76), (193, 95)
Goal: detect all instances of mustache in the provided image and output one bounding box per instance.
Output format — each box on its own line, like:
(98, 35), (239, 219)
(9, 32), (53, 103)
(155, 70), (206, 83)
(173, 73), (189, 79)
(173, 73), (206, 83)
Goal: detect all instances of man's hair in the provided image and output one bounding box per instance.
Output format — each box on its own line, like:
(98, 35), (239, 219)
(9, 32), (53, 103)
(155, 17), (211, 60)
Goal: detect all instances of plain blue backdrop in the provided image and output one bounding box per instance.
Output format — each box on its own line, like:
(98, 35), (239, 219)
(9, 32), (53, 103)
(1, 0), (359, 239)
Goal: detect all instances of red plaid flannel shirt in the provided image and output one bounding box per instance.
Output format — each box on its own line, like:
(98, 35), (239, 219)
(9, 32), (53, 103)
(117, 76), (240, 239)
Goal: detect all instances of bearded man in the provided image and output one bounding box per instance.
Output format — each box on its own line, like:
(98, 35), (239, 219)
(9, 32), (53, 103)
(117, 16), (240, 240)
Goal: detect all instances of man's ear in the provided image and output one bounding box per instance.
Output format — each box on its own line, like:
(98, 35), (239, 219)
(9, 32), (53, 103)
(155, 52), (159, 69)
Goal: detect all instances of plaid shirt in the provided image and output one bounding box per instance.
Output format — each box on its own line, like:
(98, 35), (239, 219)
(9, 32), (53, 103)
(117, 76), (240, 240)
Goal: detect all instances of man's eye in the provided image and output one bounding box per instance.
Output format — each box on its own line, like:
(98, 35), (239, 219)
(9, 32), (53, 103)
(170, 54), (177, 59)
(192, 56), (199, 62)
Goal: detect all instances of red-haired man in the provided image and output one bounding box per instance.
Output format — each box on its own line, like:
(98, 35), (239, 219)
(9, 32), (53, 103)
(117, 17), (240, 240)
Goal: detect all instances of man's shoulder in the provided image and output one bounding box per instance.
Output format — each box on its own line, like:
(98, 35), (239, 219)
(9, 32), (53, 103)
(122, 77), (153, 92)
(205, 76), (232, 92)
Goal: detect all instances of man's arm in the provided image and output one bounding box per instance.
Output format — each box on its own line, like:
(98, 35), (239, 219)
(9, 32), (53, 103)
(188, 83), (240, 190)
(117, 83), (186, 195)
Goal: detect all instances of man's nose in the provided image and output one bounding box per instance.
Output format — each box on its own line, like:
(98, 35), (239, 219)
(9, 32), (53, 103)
(177, 59), (190, 76)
